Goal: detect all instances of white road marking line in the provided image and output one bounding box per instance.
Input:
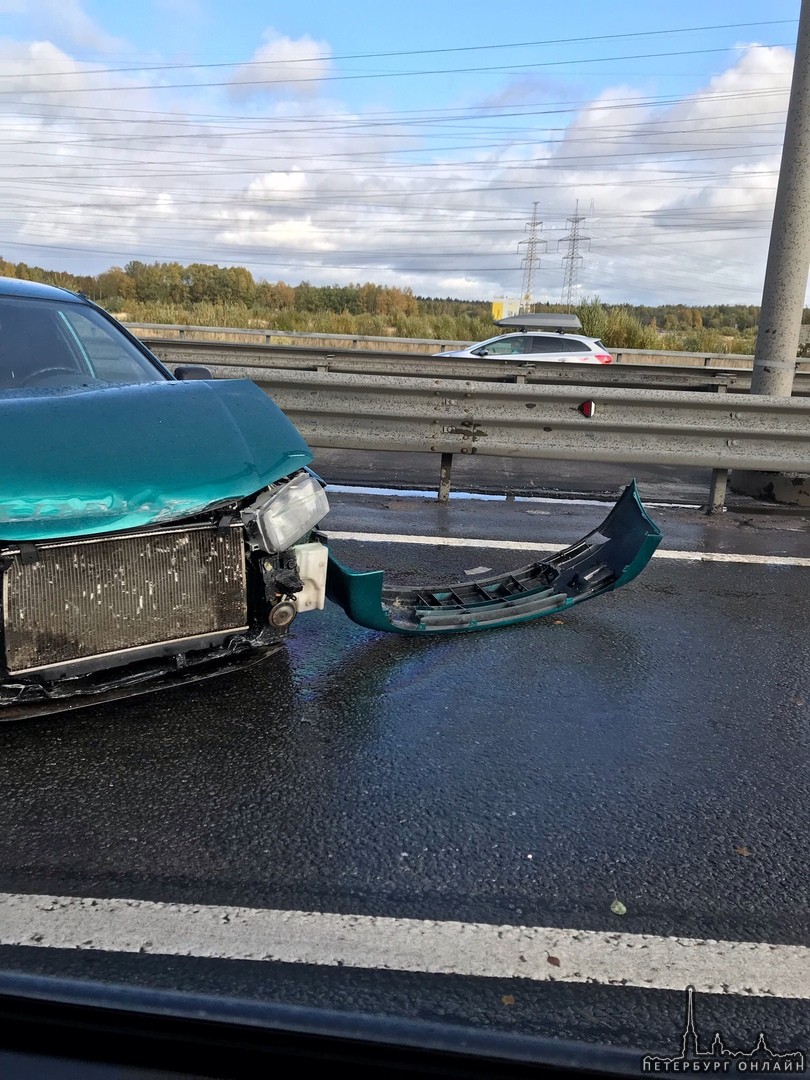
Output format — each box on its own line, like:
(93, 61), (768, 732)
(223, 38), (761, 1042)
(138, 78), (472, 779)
(0, 894), (807, 999)
(326, 531), (810, 568)
(649, 549), (810, 567)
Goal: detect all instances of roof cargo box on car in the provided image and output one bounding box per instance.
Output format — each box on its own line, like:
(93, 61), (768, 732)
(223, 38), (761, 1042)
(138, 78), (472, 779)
(494, 313), (582, 333)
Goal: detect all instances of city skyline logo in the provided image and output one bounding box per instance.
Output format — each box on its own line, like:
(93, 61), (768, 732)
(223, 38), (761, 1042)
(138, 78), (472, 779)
(641, 986), (805, 1073)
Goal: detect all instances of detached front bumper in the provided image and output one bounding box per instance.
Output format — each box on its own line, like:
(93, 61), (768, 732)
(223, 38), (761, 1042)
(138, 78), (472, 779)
(325, 481), (661, 634)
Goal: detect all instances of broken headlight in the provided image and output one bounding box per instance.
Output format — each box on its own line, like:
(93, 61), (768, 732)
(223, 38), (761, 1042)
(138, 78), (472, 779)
(242, 472), (330, 554)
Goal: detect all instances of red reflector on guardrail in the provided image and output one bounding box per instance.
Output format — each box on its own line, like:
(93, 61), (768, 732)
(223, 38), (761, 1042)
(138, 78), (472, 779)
(578, 401), (596, 418)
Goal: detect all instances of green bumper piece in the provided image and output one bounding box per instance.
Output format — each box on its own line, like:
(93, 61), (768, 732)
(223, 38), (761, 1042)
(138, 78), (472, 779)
(325, 481), (662, 635)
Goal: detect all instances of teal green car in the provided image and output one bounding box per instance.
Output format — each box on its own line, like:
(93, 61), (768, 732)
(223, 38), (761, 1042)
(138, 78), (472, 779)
(0, 278), (661, 720)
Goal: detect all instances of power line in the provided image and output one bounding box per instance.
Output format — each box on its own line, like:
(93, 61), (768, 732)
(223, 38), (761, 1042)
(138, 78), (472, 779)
(0, 20), (796, 81)
(0, 43), (793, 96)
(0, 83), (789, 127)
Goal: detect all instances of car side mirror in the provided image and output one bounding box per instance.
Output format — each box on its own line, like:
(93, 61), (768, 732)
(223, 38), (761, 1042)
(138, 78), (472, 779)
(473, 349), (488, 357)
(174, 365), (213, 380)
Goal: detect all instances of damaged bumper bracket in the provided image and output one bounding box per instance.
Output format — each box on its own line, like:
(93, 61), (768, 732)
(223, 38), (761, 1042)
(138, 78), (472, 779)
(325, 481), (662, 634)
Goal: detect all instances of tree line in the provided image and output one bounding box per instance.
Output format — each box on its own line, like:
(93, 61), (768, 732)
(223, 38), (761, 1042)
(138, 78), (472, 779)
(1, 256), (489, 319)
(1, 256), (807, 353)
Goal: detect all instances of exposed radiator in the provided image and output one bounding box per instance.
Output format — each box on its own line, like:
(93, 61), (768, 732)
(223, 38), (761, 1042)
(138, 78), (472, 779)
(2, 524), (248, 674)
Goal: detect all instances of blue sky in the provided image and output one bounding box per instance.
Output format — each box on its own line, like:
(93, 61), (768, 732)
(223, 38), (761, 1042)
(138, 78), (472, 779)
(0, 0), (805, 304)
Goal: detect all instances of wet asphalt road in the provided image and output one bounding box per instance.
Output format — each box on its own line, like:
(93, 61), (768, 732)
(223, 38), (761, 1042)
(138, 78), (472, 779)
(0, 484), (807, 1055)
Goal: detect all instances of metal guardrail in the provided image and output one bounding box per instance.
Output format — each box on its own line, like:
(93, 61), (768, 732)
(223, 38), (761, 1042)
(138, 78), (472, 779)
(146, 338), (810, 396)
(216, 368), (810, 470)
(161, 359), (810, 508)
(127, 323), (465, 349)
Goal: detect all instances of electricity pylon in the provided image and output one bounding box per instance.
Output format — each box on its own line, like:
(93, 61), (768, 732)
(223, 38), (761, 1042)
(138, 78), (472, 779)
(517, 202), (546, 313)
(558, 200), (590, 310)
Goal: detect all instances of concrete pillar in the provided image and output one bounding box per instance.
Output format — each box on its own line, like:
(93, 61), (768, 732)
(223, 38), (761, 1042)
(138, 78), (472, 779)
(732, 0), (810, 501)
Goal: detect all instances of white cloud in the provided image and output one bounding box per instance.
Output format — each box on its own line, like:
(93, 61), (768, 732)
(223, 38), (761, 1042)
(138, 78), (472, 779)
(246, 170), (309, 197)
(217, 219), (337, 252)
(227, 30), (333, 101)
(0, 39), (119, 102)
(18, 0), (127, 54)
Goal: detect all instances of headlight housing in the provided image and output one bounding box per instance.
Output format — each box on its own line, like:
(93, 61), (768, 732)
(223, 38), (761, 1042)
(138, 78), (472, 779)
(242, 472), (330, 553)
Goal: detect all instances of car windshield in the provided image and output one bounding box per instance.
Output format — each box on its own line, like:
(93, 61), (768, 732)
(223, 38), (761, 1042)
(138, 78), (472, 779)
(0, 297), (166, 390)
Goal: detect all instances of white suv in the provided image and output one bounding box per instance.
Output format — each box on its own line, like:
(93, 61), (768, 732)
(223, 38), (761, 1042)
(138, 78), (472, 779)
(436, 331), (613, 364)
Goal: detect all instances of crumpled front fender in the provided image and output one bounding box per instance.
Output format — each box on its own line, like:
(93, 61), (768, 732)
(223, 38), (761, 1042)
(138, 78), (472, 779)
(325, 481), (661, 634)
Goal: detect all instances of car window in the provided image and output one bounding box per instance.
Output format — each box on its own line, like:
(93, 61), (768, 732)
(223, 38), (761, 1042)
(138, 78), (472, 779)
(528, 336), (567, 353)
(479, 336), (529, 355)
(58, 307), (166, 384)
(553, 337), (592, 353)
(0, 301), (85, 387)
(0, 297), (165, 390)
(527, 336), (589, 354)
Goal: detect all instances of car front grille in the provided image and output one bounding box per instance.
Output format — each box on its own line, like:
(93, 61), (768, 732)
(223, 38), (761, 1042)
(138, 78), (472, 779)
(2, 524), (248, 674)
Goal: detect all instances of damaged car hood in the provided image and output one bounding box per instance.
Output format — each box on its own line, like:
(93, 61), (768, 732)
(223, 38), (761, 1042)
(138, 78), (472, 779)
(0, 380), (312, 541)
